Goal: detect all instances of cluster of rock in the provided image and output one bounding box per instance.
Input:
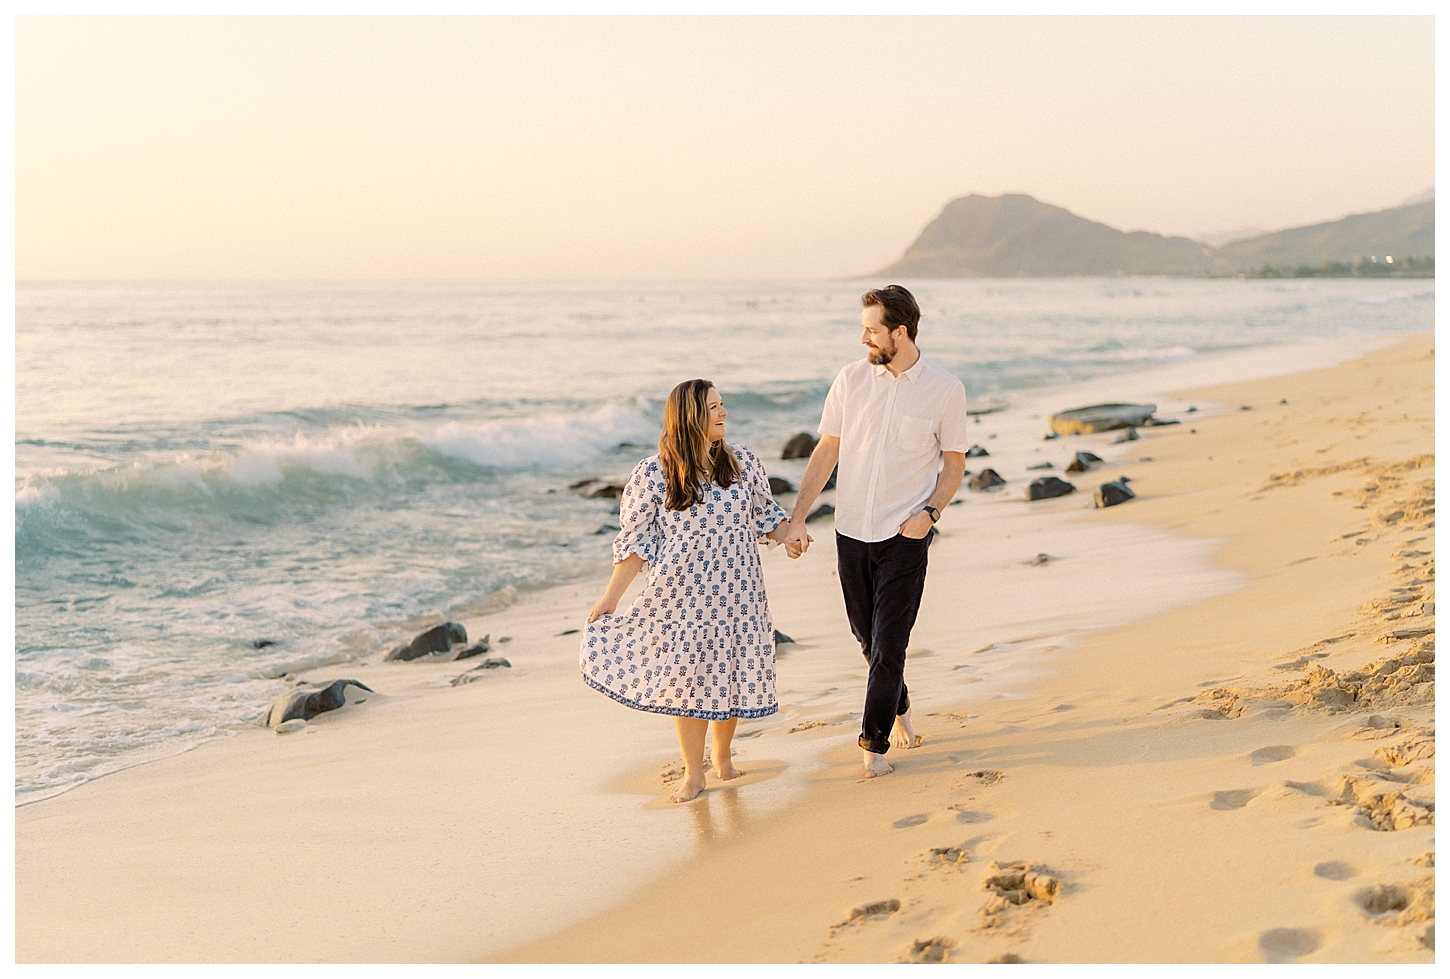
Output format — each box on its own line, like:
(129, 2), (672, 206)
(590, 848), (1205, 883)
(261, 621), (523, 732)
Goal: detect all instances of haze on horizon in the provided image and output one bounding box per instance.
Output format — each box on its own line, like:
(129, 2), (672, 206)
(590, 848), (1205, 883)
(16, 15), (1434, 281)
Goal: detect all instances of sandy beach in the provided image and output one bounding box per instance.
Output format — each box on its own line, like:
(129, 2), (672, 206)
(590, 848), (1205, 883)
(15, 333), (1434, 964)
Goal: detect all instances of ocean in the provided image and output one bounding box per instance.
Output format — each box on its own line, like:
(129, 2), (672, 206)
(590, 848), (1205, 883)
(13, 277), (1433, 804)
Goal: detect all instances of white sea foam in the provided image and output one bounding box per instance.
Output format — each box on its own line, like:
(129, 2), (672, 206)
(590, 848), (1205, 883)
(227, 427), (392, 486)
(420, 403), (655, 469)
(15, 481), (59, 511)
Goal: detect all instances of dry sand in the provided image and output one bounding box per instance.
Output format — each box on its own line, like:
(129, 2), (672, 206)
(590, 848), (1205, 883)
(15, 334), (1434, 964)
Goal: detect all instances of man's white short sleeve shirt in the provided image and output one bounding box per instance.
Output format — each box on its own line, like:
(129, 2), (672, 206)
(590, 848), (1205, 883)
(818, 354), (970, 543)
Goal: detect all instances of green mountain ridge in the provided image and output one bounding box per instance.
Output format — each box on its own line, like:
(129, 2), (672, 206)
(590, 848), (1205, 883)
(875, 193), (1433, 278)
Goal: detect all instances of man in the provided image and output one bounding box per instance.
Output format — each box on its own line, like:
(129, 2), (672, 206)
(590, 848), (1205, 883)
(784, 285), (969, 778)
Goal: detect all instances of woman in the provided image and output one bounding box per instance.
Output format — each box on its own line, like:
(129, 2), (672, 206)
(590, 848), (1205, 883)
(581, 379), (794, 803)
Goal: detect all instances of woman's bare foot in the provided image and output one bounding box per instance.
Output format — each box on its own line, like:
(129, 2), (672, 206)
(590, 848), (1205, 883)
(863, 748), (894, 778)
(669, 772), (707, 803)
(892, 710), (923, 749)
(714, 756), (744, 781)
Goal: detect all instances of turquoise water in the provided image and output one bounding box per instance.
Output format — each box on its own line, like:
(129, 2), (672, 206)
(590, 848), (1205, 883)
(14, 277), (1433, 803)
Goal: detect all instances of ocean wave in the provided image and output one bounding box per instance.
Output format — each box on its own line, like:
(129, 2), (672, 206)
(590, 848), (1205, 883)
(15, 404), (657, 545)
(419, 403), (656, 469)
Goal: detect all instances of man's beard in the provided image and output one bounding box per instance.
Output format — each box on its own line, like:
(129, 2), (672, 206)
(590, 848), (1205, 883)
(868, 341), (895, 366)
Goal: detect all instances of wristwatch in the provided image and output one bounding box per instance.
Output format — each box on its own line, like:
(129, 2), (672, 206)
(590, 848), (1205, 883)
(922, 506), (940, 523)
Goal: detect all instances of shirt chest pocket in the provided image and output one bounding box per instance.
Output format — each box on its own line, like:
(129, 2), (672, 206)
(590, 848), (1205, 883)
(894, 414), (937, 450)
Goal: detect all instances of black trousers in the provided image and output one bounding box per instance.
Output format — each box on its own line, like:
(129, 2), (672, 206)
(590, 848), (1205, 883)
(836, 531), (931, 755)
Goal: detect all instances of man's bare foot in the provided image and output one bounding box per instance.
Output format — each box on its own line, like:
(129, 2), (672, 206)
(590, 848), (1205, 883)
(863, 748), (894, 778)
(669, 772), (707, 803)
(892, 710), (923, 749)
(714, 757), (744, 781)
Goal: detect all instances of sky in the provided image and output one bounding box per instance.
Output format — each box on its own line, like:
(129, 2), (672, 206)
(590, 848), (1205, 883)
(15, 15), (1436, 280)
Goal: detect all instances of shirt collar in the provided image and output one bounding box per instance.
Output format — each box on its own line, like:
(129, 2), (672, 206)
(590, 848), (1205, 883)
(874, 352), (926, 382)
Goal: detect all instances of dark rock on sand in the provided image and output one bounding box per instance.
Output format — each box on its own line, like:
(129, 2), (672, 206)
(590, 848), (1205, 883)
(968, 468), (1005, 491)
(774, 629), (795, 644)
(1064, 451), (1104, 474)
(1187, 406), (1198, 413)
(1043, 432), (1059, 440)
(1026, 476), (1076, 501)
(263, 679), (374, 729)
(1050, 403), (1157, 435)
(1026, 461), (1054, 470)
(1029, 553), (1052, 566)
(450, 658), (512, 686)
(593, 523), (621, 535)
(453, 637), (492, 661)
(385, 622), (468, 662)
(966, 445), (990, 458)
(251, 639), (278, 649)
(569, 479), (626, 499)
(782, 433), (818, 459)
(1113, 427), (1139, 443)
(1095, 479), (1136, 508)
(806, 503), (835, 523)
(768, 476), (795, 496)
(557, 628), (580, 636)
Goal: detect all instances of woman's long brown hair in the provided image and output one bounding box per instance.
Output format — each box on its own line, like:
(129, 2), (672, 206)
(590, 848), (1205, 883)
(659, 379), (740, 511)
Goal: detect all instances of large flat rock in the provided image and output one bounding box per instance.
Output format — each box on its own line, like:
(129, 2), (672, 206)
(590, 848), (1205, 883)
(1050, 403), (1157, 435)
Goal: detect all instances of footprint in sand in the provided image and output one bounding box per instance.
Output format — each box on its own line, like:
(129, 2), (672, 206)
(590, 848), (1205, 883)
(1258, 927), (1320, 961)
(976, 862), (1062, 930)
(788, 720), (828, 734)
(893, 814), (930, 829)
(1210, 788), (1261, 810)
(1313, 861), (1358, 881)
(956, 810), (996, 824)
(922, 845), (970, 869)
(829, 899), (901, 936)
(1249, 745), (1300, 765)
(903, 936), (956, 963)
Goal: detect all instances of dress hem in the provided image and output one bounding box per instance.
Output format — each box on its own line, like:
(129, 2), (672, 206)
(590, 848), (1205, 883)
(581, 672), (779, 721)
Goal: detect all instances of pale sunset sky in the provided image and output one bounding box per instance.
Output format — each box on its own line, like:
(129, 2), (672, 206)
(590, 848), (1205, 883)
(15, 15), (1435, 281)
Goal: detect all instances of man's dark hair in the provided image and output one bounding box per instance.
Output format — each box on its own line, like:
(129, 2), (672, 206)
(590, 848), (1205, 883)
(861, 284), (921, 341)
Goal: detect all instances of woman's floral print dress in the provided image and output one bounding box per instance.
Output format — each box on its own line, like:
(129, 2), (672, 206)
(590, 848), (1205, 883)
(580, 443), (787, 719)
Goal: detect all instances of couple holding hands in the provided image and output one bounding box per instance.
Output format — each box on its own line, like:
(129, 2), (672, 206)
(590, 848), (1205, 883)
(581, 285), (971, 802)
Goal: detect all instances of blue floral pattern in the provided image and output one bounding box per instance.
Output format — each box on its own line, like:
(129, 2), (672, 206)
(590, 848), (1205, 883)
(581, 443), (788, 720)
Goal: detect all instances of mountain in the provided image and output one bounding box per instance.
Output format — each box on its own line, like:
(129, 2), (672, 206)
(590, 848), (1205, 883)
(876, 194), (1212, 277)
(873, 193), (1433, 278)
(1209, 201), (1433, 273)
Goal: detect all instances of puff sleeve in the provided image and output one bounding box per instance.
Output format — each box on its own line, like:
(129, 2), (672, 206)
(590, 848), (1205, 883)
(735, 443), (788, 543)
(612, 457), (663, 566)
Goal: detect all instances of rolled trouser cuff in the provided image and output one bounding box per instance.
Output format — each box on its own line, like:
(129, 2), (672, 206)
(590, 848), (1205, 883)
(859, 732), (891, 755)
